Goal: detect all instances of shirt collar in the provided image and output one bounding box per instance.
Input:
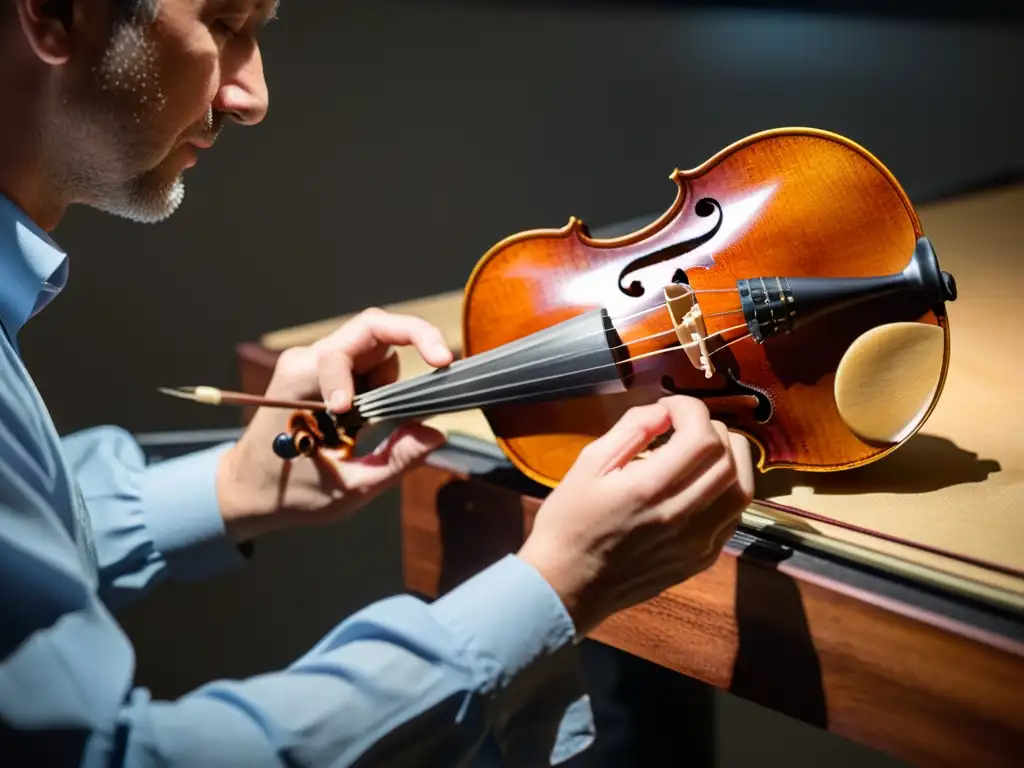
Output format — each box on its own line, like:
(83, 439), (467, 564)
(0, 193), (68, 346)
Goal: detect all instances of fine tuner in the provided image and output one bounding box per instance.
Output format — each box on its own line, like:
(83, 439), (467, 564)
(161, 127), (959, 488)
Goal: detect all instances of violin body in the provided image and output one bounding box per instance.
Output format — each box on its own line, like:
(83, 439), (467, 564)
(276, 127), (957, 489)
(459, 127), (952, 486)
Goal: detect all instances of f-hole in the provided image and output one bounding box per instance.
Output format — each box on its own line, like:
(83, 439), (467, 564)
(661, 371), (773, 423)
(618, 197), (723, 297)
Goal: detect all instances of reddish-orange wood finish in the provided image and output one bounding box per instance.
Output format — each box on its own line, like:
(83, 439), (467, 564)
(461, 127), (949, 487)
(261, 128), (952, 488)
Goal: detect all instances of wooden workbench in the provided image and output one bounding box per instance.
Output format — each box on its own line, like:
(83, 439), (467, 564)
(237, 183), (1024, 767)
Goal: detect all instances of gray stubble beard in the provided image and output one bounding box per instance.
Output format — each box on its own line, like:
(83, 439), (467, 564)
(53, 16), (190, 224)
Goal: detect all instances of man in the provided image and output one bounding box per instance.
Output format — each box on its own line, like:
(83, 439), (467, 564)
(0, 1), (754, 765)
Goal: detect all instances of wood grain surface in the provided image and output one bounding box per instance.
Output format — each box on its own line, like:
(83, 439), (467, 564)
(400, 463), (1024, 768)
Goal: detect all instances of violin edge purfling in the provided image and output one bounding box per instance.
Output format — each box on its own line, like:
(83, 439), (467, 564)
(264, 127), (957, 487)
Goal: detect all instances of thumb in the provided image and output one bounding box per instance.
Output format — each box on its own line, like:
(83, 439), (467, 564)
(381, 422), (447, 471)
(335, 422), (446, 492)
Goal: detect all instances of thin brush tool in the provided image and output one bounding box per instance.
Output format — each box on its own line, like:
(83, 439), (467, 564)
(158, 386), (327, 412)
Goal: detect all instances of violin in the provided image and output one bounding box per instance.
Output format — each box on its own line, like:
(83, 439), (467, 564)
(263, 127), (958, 488)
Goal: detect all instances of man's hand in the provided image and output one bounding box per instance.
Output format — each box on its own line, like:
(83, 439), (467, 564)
(518, 396), (754, 636)
(216, 308), (454, 542)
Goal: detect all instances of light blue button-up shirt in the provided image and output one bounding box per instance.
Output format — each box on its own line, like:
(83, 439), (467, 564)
(0, 193), (595, 766)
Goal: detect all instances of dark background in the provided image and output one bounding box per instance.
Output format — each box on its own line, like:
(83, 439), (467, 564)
(19, 1), (1022, 765)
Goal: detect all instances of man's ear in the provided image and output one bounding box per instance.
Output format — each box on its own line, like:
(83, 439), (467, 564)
(14, 0), (75, 65)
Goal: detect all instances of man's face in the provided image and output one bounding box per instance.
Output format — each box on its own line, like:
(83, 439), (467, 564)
(50, 0), (274, 223)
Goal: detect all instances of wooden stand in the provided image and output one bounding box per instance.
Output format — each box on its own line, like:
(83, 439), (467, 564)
(236, 184), (1024, 768)
(398, 443), (1023, 768)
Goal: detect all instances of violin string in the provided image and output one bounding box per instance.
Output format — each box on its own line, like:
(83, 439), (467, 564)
(604, 287), (743, 324)
(604, 301), (672, 325)
(355, 301), (742, 412)
(356, 298), (746, 412)
(704, 308), (745, 319)
(355, 284), (746, 408)
(359, 323), (749, 420)
(357, 324), (684, 412)
(359, 323), (750, 420)
(714, 331), (752, 352)
(354, 300), (675, 407)
(355, 288), (746, 409)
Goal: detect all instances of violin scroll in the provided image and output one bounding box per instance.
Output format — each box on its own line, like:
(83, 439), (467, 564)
(272, 408), (362, 461)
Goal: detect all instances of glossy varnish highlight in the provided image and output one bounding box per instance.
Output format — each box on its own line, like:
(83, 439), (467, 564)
(461, 127), (949, 487)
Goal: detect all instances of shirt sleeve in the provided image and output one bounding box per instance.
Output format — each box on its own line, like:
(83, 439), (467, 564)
(60, 425), (247, 611)
(1, 430), (597, 766)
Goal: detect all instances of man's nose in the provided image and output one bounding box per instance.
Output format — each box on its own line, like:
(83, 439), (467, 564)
(213, 46), (269, 126)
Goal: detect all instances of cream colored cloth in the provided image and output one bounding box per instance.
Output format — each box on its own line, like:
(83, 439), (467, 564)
(752, 184), (1023, 594)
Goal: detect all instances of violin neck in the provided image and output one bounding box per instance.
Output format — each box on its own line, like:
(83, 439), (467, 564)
(352, 309), (631, 423)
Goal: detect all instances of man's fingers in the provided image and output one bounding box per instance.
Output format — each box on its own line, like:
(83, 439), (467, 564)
(728, 431), (755, 505)
(688, 432), (755, 551)
(618, 396), (722, 496)
(266, 346), (319, 400)
(574, 403), (672, 477)
(315, 309), (454, 411)
(343, 309), (453, 371)
(332, 422), (446, 491)
(364, 349), (401, 391)
(317, 347), (357, 413)
(643, 438), (739, 527)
